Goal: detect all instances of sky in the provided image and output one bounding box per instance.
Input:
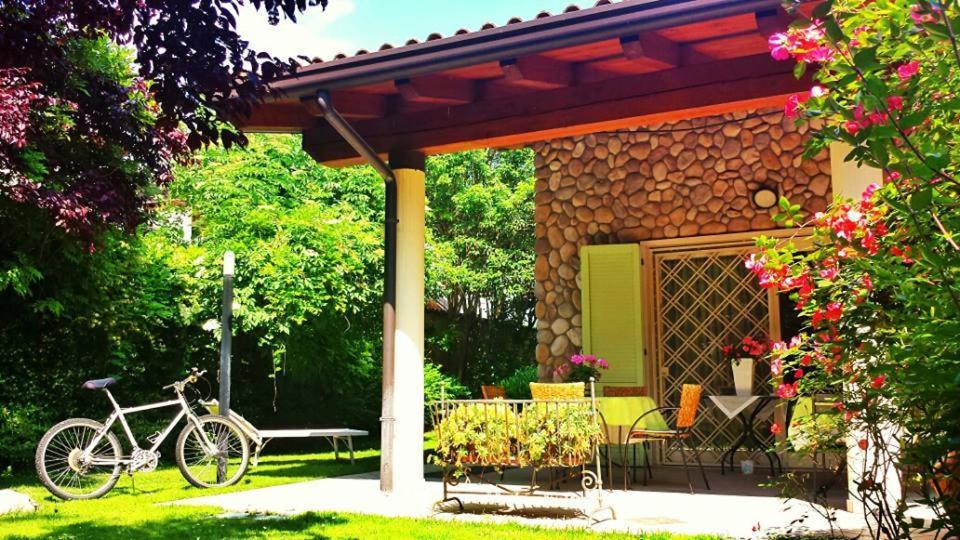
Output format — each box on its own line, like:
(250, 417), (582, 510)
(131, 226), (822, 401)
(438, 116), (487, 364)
(237, 0), (583, 60)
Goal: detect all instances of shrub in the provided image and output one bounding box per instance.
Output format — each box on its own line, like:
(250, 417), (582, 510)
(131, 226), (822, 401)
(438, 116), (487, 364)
(431, 402), (519, 472)
(499, 364), (538, 399)
(519, 403), (603, 467)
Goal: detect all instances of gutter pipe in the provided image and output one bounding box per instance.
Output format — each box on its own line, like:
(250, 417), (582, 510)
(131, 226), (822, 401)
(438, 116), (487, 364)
(308, 91), (397, 488)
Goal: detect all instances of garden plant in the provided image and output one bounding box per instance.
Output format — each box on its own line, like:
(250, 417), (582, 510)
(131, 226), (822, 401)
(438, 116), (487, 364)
(749, 0), (960, 537)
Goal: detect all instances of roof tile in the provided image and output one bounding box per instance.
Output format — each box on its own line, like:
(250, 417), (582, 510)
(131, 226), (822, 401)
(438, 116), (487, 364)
(315, 1), (626, 65)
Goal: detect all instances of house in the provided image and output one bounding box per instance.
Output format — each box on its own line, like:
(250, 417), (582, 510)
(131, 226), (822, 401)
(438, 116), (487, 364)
(241, 0), (879, 503)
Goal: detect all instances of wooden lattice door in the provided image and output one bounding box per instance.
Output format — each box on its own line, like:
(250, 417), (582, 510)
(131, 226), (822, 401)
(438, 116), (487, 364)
(646, 239), (780, 465)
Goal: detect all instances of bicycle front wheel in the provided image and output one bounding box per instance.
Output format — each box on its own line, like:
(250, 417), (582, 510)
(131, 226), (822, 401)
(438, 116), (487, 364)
(35, 418), (122, 500)
(175, 415), (249, 488)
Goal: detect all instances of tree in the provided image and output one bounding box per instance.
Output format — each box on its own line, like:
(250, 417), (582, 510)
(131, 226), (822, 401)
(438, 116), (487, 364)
(424, 149), (536, 389)
(0, 0), (326, 288)
(154, 134), (385, 424)
(750, 1), (960, 536)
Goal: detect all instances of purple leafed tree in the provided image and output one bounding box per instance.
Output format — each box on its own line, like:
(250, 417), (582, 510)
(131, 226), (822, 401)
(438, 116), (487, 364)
(0, 0), (326, 240)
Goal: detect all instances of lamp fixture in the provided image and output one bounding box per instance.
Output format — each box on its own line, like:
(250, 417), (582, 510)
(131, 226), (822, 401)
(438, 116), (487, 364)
(751, 186), (778, 209)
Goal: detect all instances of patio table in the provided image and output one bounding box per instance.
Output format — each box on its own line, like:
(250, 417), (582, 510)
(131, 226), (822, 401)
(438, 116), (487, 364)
(595, 396), (667, 487)
(708, 394), (782, 475)
(596, 396), (668, 433)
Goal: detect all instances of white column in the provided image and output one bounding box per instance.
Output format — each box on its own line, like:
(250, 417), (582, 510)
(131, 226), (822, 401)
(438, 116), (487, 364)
(381, 165), (426, 495)
(830, 142), (897, 515)
(829, 142), (882, 199)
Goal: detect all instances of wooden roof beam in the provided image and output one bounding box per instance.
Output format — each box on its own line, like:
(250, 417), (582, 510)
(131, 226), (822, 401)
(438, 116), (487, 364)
(618, 33), (680, 69)
(326, 91), (386, 120)
(497, 57), (573, 90)
(303, 54), (806, 164)
(754, 7), (793, 38)
(395, 76), (475, 105)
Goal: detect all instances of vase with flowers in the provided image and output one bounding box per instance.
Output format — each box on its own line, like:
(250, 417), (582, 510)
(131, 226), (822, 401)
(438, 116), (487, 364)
(721, 336), (768, 396)
(553, 353), (609, 385)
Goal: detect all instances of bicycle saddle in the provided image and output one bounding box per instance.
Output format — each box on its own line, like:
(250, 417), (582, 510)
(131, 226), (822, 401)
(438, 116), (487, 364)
(81, 377), (116, 390)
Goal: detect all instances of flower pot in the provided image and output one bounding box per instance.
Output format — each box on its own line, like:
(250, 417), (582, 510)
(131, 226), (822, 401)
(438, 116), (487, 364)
(732, 357), (754, 396)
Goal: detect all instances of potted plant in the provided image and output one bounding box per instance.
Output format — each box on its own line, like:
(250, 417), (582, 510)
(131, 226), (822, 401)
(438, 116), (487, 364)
(721, 336), (768, 396)
(518, 402), (603, 468)
(431, 402), (519, 475)
(553, 353), (609, 385)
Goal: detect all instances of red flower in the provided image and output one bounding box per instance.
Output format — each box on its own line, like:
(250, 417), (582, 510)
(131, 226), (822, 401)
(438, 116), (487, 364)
(897, 61), (920, 81)
(871, 374), (886, 389)
(858, 438), (869, 450)
(770, 423), (782, 435)
(886, 95), (904, 111)
(825, 302), (843, 323)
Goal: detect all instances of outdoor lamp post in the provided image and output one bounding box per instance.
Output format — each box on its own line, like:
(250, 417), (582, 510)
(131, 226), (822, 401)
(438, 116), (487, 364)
(219, 251), (235, 417)
(217, 251), (234, 483)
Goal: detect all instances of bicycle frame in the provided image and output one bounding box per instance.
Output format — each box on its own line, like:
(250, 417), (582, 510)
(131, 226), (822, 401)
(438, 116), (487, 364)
(83, 387), (211, 466)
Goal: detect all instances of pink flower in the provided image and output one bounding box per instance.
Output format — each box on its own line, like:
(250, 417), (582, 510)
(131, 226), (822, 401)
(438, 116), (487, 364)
(776, 382), (798, 399)
(770, 423), (782, 435)
(910, 5), (936, 25)
(784, 93), (804, 119)
(897, 61), (920, 81)
(770, 358), (783, 376)
(597, 358), (609, 369)
(886, 95), (904, 111)
(570, 354), (585, 365)
(744, 253), (767, 271)
(768, 33), (791, 61)
(845, 121), (862, 135)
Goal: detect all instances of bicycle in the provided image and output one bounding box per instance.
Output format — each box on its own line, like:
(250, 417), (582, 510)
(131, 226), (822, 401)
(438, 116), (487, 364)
(35, 368), (250, 500)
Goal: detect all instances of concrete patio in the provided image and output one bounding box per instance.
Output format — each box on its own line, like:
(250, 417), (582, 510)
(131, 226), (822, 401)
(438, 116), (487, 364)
(172, 467), (870, 538)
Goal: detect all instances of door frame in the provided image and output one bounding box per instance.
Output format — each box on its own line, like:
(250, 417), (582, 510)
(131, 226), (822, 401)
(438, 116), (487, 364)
(637, 228), (808, 464)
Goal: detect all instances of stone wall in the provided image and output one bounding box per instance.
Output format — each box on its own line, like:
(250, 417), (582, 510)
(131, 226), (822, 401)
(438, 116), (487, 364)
(532, 108), (832, 381)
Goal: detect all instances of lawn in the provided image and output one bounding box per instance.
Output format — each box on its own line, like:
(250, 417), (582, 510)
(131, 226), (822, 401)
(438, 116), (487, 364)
(0, 449), (720, 539)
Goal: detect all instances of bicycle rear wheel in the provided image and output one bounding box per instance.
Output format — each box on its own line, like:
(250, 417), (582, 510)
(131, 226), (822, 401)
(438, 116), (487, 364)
(35, 418), (122, 500)
(175, 415), (249, 488)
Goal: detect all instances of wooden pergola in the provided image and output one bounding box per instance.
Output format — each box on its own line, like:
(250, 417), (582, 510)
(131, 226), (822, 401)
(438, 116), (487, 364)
(240, 0), (819, 496)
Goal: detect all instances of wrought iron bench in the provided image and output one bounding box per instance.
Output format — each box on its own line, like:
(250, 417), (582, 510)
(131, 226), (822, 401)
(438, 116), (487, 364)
(428, 380), (611, 520)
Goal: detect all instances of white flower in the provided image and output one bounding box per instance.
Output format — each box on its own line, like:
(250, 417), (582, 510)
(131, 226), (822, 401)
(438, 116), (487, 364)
(202, 319), (219, 332)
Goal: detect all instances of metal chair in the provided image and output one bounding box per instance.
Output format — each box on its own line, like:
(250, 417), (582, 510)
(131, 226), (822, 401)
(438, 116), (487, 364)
(481, 385), (506, 399)
(622, 383), (710, 494)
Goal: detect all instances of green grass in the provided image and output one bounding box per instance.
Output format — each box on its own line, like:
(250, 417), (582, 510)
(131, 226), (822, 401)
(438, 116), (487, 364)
(0, 449), (719, 539)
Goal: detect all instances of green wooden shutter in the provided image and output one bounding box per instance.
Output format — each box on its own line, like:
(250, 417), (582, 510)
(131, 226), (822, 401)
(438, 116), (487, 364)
(580, 244), (644, 385)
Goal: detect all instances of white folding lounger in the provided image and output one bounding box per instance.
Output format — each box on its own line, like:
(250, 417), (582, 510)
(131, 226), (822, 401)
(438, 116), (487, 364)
(202, 400), (368, 466)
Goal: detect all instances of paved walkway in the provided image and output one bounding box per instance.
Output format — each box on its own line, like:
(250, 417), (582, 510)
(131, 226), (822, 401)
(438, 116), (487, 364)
(172, 470), (871, 538)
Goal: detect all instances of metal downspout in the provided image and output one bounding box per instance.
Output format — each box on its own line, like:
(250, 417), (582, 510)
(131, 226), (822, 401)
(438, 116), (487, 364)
(307, 91), (398, 492)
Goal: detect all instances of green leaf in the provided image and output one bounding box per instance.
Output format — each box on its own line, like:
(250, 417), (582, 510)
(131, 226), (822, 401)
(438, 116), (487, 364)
(853, 48), (880, 72)
(910, 188), (933, 211)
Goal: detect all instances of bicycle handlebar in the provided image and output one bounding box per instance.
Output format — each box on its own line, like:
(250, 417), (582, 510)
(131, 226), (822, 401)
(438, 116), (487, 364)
(163, 368), (208, 391)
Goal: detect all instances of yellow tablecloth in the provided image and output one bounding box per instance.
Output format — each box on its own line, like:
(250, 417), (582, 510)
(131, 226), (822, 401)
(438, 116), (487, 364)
(596, 396), (669, 432)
